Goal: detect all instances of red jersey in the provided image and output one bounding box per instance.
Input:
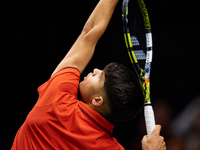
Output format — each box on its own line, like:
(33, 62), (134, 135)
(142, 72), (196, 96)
(11, 67), (124, 150)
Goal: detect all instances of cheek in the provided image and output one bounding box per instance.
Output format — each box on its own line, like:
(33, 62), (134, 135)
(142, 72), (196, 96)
(79, 76), (99, 94)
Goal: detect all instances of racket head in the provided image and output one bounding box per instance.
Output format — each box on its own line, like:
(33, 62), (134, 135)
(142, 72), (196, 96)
(122, 0), (153, 104)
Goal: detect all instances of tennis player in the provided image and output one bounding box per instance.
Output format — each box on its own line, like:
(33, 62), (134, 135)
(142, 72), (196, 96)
(11, 0), (166, 149)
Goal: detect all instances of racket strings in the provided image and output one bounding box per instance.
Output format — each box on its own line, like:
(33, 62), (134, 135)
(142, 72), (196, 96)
(128, 0), (147, 69)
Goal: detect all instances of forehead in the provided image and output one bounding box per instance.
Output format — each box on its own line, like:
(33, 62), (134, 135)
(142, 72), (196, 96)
(98, 71), (105, 86)
(99, 71), (104, 79)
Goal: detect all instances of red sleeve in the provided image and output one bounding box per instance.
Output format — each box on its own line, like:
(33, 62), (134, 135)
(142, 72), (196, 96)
(36, 67), (80, 106)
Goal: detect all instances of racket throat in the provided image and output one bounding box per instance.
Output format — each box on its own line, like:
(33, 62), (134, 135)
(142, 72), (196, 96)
(144, 101), (152, 106)
(145, 78), (148, 85)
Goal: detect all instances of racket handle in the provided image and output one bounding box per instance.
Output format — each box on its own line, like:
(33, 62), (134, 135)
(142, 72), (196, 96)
(144, 105), (156, 137)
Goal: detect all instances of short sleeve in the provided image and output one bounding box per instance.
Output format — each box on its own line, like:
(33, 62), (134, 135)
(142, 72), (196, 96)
(36, 67), (80, 107)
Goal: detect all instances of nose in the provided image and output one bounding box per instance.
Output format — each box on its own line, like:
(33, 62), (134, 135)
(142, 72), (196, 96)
(93, 68), (101, 75)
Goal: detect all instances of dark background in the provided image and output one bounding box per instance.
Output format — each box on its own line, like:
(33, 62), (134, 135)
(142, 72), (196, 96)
(2, 0), (200, 149)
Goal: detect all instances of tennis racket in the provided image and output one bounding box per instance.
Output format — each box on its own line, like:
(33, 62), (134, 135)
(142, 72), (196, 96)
(122, 0), (155, 136)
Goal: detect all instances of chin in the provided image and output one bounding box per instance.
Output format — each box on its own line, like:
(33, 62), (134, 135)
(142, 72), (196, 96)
(78, 86), (84, 101)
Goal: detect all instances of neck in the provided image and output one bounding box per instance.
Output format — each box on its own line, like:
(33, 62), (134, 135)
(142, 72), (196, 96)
(87, 103), (111, 120)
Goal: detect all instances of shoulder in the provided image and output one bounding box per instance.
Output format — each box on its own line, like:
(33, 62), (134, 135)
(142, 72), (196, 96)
(51, 67), (80, 78)
(38, 67), (80, 97)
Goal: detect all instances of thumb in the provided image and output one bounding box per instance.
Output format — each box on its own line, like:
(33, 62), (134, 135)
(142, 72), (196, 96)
(150, 125), (161, 136)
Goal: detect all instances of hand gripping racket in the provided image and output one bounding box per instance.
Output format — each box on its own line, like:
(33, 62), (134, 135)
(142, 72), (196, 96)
(122, 0), (155, 136)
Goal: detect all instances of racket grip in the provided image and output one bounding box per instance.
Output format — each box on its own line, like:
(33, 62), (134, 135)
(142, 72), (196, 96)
(144, 105), (156, 137)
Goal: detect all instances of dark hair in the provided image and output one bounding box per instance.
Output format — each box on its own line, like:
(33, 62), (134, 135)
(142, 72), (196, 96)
(103, 62), (144, 122)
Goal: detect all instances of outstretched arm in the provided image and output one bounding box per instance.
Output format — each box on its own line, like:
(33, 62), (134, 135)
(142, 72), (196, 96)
(52, 0), (119, 76)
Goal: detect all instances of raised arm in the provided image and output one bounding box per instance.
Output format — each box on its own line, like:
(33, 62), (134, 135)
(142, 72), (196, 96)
(52, 0), (119, 76)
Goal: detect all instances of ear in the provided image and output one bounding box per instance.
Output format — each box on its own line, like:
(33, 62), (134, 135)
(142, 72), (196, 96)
(92, 96), (103, 107)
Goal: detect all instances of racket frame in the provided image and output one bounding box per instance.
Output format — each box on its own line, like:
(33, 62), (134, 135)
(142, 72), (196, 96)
(122, 0), (155, 136)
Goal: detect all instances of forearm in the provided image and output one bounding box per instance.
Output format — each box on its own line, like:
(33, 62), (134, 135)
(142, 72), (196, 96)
(82, 0), (119, 41)
(52, 0), (119, 75)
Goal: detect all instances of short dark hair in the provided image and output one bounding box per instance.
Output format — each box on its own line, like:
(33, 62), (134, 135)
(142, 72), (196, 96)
(103, 62), (144, 122)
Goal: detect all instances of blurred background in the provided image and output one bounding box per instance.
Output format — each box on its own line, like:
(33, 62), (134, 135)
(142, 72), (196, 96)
(1, 0), (200, 149)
